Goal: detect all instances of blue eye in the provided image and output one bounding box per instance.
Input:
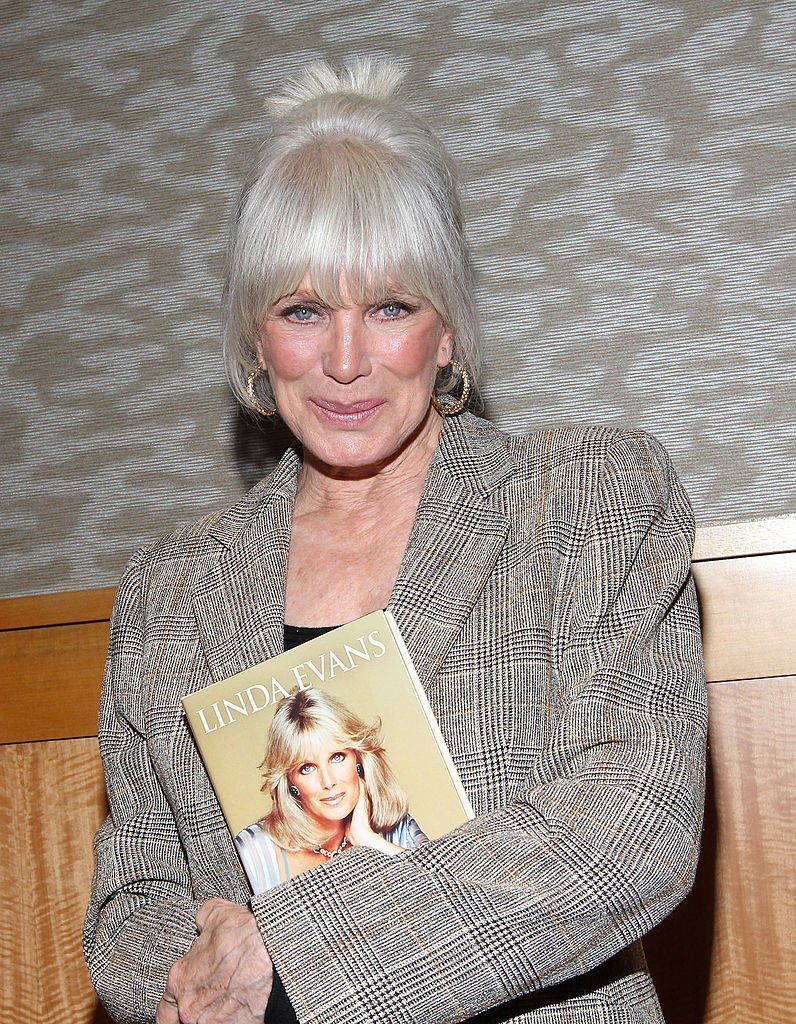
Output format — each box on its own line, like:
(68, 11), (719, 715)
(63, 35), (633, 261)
(288, 305), (315, 322)
(298, 762), (314, 775)
(379, 301), (407, 319)
(331, 751), (345, 762)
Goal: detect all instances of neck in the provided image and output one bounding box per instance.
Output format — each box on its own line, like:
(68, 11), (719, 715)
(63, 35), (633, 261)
(317, 824), (347, 852)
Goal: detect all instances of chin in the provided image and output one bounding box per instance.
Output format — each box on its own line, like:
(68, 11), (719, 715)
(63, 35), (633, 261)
(317, 803), (355, 824)
(309, 431), (418, 473)
(310, 426), (388, 458)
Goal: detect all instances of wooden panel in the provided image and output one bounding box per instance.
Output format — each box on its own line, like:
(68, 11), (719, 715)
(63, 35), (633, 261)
(0, 737), (113, 1024)
(694, 551), (796, 683)
(647, 676), (796, 1024)
(704, 676), (796, 1024)
(0, 587), (115, 630)
(0, 621), (109, 744)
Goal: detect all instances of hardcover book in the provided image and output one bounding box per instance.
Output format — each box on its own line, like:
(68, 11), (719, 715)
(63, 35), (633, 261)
(182, 609), (474, 892)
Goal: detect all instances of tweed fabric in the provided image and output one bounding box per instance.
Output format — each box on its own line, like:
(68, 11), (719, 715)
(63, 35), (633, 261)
(84, 413), (707, 1024)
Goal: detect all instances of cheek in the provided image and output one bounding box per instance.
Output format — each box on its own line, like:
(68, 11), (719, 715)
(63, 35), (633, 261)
(387, 331), (447, 380)
(258, 330), (318, 380)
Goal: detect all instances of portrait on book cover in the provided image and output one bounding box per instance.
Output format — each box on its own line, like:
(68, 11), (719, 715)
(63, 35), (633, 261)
(234, 687), (428, 892)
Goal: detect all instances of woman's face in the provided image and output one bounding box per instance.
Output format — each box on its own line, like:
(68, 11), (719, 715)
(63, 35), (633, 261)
(287, 735), (360, 830)
(256, 271), (453, 473)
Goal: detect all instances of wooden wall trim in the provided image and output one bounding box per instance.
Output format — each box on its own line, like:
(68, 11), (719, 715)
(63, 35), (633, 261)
(693, 513), (796, 562)
(0, 587), (116, 631)
(694, 550), (796, 683)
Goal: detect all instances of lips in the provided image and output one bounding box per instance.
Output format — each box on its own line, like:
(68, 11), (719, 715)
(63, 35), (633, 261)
(310, 398), (385, 424)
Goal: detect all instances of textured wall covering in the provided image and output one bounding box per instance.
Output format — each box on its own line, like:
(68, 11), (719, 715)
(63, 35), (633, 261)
(1, 0), (794, 598)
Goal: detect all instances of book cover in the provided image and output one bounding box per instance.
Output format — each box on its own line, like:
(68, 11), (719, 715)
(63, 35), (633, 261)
(182, 609), (474, 891)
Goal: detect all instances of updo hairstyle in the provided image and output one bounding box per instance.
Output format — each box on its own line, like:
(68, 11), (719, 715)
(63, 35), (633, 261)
(223, 58), (480, 416)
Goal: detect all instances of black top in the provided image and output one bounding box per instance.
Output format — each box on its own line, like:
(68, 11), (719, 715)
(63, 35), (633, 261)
(264, 623), (339, 1023)
(283, 622), (339, 650)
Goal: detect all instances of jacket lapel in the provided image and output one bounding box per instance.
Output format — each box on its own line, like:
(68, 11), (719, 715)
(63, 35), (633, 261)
(389, 415), (513, 692)
(192, 450), (300, 685)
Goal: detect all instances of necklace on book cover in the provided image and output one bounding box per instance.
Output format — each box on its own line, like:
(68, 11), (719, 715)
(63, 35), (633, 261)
(313, 834), (349, 859)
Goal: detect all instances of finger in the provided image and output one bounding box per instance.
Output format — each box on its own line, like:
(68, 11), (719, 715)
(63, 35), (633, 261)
(195, 896), (222, 931)
(155, 994), (180, 1024)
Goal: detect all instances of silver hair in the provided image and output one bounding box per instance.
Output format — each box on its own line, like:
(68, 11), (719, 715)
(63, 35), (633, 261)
(223, 58), (480, 416)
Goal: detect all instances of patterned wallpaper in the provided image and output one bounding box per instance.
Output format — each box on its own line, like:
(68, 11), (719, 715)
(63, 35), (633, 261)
(1, 0), (794, 598)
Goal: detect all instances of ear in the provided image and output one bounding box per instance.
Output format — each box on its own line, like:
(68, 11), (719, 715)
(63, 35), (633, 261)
(436, 325), (454, 368)
(253, 328), (268, 371)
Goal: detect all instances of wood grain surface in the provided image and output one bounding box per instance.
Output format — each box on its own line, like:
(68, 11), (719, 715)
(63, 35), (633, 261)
(693, 551), (796, 683)
(0, 620), (110, 744)
(705, 677), (795, 1023)
(0, 587), (115, 631)
(646, 675), (796, 1024)
(693, 514), (796, 562)
(0, 737), (113, 1024)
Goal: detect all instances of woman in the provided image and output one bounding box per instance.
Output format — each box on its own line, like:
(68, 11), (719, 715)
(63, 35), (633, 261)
(235, 687), (427, 892)
(84, 59), (706, 1024)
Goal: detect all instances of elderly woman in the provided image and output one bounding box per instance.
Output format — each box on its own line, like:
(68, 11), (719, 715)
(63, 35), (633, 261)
(84, 60), (706, 1024)
(235, 687), (427, 891)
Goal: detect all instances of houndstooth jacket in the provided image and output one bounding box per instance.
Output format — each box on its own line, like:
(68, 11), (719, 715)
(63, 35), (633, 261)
(84, 412), (707, 1024)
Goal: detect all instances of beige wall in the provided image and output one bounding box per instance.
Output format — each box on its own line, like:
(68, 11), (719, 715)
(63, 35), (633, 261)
(1, 0), (794, 598)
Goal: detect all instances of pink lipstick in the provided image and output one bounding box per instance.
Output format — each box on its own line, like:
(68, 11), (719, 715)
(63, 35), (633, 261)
(310, 398), (384, 425)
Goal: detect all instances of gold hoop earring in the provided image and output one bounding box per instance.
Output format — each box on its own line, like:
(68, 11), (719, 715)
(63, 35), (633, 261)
(246, 367), (278, 418)
(431, 359), (471, 416)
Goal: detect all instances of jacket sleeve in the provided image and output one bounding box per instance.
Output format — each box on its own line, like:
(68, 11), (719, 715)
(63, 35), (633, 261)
(83, 548), (204, 1024)
(248, 432), (708, 1024)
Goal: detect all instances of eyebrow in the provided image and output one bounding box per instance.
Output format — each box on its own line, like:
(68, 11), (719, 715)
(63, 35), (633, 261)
(275, 286), (425, 306)
(277, 292), (323, 304)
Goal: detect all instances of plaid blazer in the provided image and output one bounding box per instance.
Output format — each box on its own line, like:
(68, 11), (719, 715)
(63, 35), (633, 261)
(84, 413), (707, 1024)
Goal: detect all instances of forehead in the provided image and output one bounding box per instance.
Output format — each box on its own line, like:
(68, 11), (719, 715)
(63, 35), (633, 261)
(293, 727), (348, 763)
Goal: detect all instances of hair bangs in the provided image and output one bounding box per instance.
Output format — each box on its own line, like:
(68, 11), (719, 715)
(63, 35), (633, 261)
(253, 140), (455, 316)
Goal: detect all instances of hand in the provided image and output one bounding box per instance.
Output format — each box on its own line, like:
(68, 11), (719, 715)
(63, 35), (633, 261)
(156, 898), (273, 1024)
(346, 780), (402, 855)
(346, 779), (376, 847)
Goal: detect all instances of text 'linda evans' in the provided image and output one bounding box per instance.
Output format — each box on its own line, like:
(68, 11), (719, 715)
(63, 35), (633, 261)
(196, 629), (387, 734)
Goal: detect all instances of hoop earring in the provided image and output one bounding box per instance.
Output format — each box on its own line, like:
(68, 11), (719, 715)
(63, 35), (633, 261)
(246, 367), (278, 418)
(431, 359), (471, 417)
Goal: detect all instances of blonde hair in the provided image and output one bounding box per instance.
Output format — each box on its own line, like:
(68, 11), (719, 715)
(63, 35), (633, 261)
(259, 687), (408, 851)
(223, 58), (480, 415)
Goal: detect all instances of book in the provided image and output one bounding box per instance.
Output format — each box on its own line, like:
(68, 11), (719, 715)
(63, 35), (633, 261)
(182, 609), (474, 891)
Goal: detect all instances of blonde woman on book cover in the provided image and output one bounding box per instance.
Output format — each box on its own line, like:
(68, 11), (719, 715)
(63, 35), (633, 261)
(235, 688), (428, 892)
(85, 59), (707, 1024)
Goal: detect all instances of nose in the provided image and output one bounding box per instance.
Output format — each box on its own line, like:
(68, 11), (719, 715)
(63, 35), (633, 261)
(318, 763), (336, 789)
(323, 308), (371, 384)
